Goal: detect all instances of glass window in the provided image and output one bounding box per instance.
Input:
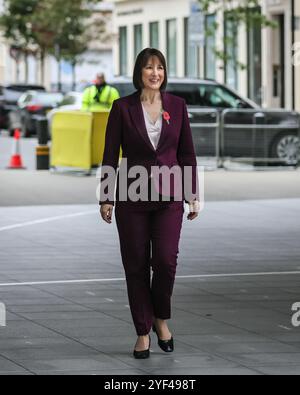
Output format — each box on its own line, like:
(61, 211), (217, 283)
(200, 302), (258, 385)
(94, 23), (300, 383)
(119, 26), (128, 76)
(167, 83), (201, 105)
(134, 24), (143, 60)
(4, 89), (28, 103)
(111, 83), (135, 98)
(150, 22), (159, 48)
(134, 25), (143, 60)
(247, 9), (262, 105)
(166, 19), (177, 77)
(198, 84), (248, 108)
(60, 94), (76, 106)
(205, 14), (217, 80)
(224, 14), (238, 90)
(34, 93), (64, 105)
(19, 94), (32, 104)
(184, 18), (199, 78)
(167, 83), (245, 107)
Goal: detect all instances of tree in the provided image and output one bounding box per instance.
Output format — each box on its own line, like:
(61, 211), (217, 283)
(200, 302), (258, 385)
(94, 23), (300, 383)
(0, 0), (39, 82)
(198, 0), (277, 72)
(0, 0), (102, 87)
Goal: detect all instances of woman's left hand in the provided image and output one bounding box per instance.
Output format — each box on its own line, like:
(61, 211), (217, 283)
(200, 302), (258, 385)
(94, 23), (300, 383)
(187, 200), (200, 221)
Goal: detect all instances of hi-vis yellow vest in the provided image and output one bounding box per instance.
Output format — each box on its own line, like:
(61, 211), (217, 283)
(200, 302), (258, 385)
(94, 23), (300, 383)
(82, 85), (120, 112)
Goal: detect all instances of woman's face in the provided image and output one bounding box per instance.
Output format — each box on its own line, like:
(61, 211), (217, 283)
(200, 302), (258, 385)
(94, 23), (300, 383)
(141, 56), (165, 91)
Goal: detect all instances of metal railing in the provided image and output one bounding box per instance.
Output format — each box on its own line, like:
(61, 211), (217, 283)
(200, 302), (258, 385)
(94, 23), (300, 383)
(188, 107), (300, 169)
(188, 108), (221, 169)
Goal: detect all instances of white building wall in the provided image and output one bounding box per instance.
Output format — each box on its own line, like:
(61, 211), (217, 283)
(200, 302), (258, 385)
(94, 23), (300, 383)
(112, 0), (249, 94)
(262, 0), (293, 109)
(113, 0), (190, 77)
(113, 0), (298, 110)
(295, 0), (300, 111)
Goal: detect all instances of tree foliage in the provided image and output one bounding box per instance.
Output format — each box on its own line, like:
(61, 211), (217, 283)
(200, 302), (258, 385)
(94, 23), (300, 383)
(0, 0), (102, 82)
(198, 0), (278, 71)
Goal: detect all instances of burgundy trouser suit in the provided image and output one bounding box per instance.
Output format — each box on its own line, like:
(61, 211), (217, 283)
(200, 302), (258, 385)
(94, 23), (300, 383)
(115, 179), (184, 335)
(99, 91), (199, 337)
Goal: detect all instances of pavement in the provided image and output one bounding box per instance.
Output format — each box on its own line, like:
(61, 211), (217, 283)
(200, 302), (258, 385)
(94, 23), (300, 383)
(0, 132), (300, 375)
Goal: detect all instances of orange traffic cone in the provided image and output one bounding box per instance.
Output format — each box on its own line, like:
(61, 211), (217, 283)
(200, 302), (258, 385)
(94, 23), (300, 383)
(7, 129), (26, 169)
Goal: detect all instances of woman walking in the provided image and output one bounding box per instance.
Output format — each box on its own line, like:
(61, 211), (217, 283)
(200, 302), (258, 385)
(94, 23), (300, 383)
(99, 48), (199, 359)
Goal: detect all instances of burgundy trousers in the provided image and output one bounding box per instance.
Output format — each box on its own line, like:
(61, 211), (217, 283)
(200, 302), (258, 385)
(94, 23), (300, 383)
(115, 193), (184, 336)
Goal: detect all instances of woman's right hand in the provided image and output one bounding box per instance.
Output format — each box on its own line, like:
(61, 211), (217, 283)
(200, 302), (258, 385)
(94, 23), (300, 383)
(100, 204), (114, 224)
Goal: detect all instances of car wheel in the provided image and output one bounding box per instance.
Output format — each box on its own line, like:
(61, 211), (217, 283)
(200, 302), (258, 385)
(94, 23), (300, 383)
(271, 133), (300, 165)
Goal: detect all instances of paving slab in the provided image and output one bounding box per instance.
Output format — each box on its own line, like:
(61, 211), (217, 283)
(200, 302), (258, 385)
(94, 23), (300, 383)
(0, 198), (299, 375)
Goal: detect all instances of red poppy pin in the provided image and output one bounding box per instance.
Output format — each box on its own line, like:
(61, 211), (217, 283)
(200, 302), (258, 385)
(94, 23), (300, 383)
(161, 110), (171, 125)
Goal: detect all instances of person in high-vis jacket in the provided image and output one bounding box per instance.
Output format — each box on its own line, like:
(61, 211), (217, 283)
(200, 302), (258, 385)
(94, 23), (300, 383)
(82, 73), (120, 111)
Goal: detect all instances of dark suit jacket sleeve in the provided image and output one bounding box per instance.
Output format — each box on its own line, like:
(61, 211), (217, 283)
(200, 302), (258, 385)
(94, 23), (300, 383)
(177, 99), (199, 204)
(99, 100), (122, 206)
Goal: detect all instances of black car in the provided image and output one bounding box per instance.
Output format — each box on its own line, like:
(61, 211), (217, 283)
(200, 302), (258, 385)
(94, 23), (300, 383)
(17, 91), (64, 137)
(110, 78), (300, 165)
(0, 84), (46, 132)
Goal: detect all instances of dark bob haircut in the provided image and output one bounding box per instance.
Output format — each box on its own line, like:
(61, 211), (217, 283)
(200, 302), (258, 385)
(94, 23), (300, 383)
(133, 48), (168, 91)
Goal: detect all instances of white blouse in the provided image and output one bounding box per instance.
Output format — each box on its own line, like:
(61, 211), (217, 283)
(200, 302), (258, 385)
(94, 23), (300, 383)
(141, 103), (162, 151)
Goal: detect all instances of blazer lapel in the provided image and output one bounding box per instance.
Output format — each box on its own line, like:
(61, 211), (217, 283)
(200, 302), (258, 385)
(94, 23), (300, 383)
(129, 90), (170, 153)
(156, 91), (169, 151)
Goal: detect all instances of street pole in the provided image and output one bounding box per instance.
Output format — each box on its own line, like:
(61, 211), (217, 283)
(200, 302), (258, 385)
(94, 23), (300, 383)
(55, 43), (62, 92)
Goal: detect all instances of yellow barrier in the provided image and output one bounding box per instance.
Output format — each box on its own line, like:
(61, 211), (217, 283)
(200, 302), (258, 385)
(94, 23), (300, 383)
(92, 111), (109, 166)
(51, 111), (122, 171)
(51, 111), (93, 170)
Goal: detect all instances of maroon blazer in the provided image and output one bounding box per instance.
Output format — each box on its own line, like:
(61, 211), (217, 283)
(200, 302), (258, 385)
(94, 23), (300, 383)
(99, 90), (199, 205)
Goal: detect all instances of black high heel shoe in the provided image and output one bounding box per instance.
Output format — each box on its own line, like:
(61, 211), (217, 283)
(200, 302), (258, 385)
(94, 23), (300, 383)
(133, 335), (151, 359)
(152, 324), (174, 353)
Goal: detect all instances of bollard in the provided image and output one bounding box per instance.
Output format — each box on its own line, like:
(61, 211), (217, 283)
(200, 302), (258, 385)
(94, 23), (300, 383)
(35, 116), (49, 145)
(36, 145), (50, 170)
(35, 115), (50, 170)
(253, 112), (266, 163)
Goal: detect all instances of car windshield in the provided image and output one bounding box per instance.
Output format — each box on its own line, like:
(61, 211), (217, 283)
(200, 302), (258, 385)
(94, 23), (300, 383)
(198, 85), (244, 108)
(108, 81), (250, 109)
(166, 83), (248, 108)
(33, 93), (64, 105)
(4, 89), (25, 103)
(60, 94), (81, 106)
(4, 85), (45, 103)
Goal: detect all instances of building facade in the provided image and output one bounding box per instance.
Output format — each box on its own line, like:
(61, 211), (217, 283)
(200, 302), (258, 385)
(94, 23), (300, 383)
(294, 0), (300, 111)
(112, 0), (300, 111)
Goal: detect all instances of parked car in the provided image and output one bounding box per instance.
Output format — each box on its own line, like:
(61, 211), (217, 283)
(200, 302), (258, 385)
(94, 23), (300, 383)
(17, 91), (64, 137)
(110, 78), (300, 165)
(55, 91), (83, 110)
(0, 84), (45, 132)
